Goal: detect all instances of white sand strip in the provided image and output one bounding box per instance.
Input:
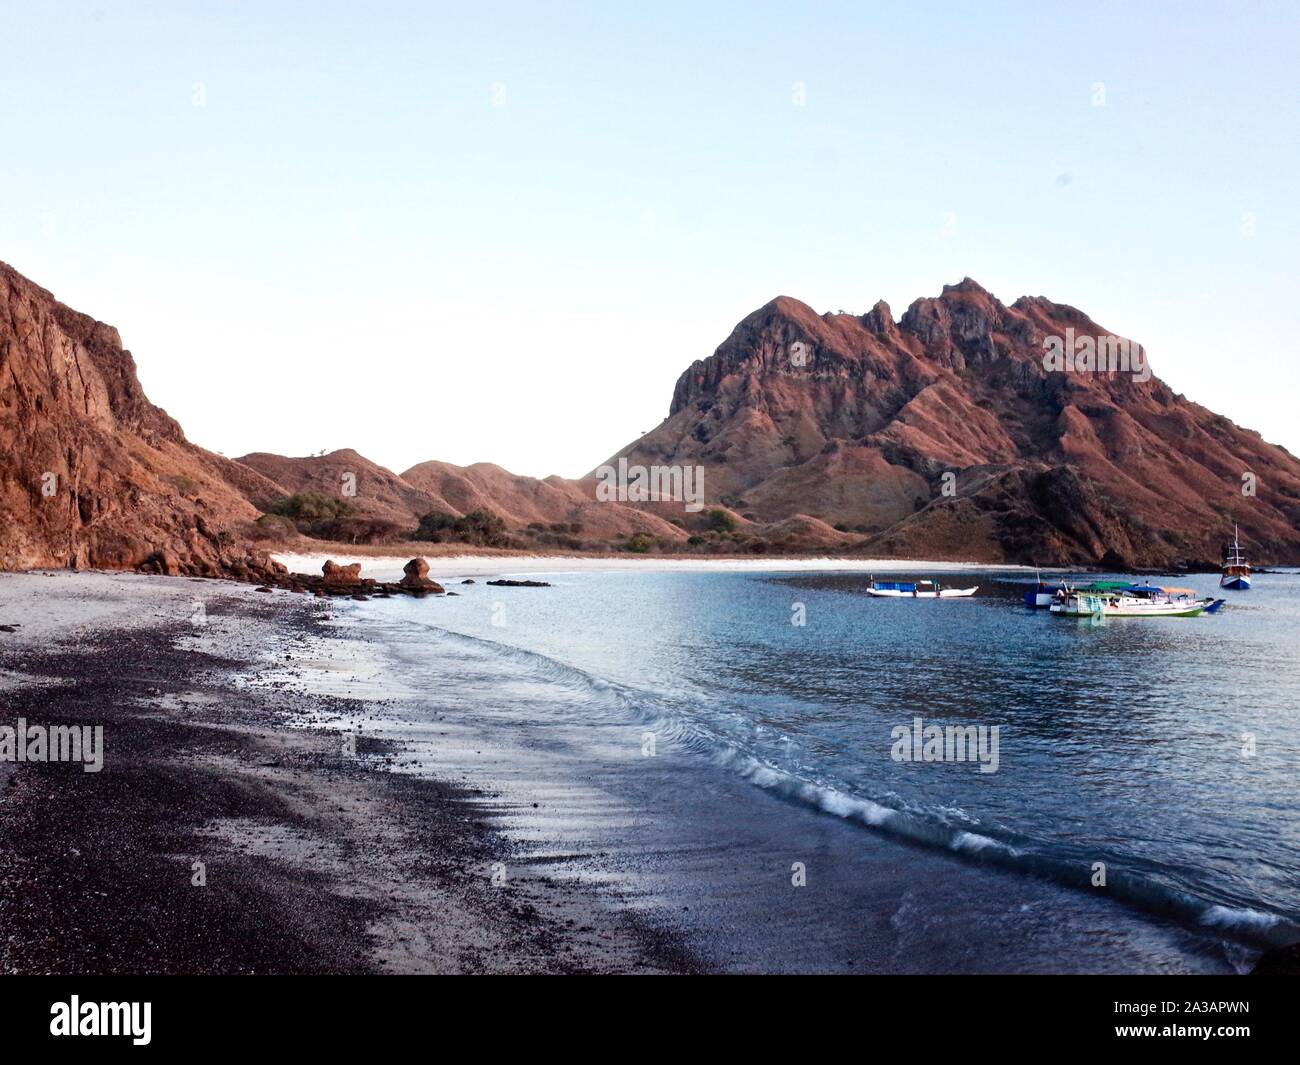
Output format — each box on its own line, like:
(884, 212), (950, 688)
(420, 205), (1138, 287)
(272, 551), (1033, 583)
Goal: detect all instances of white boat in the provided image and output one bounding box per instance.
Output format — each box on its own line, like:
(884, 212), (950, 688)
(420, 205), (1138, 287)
(1049, 586), (1212, 618)
(866, 579), (978, 598)
(1220, 525), (1252, 590)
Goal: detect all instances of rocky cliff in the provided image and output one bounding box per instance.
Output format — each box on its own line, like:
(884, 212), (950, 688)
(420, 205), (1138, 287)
(0, 260), (278, 577)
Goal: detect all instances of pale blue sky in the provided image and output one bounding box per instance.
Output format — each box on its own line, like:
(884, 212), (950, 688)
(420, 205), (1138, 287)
(2, 1), (1296, 477)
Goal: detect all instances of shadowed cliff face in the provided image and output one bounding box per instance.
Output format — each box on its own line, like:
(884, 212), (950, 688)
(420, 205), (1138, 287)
(0, 260), (278, 575)
(599, 279), (1300, 566)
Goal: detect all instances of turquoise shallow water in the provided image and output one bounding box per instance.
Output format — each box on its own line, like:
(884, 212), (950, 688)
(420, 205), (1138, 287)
(347, 566), (1300, 970)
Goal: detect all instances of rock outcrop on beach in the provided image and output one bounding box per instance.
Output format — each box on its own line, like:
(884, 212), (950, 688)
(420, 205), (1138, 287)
(595, 280), (1300, 566)
(0, 260), (282, 578)
(322, 560), (364, 587)
(263, 558), (444, 598)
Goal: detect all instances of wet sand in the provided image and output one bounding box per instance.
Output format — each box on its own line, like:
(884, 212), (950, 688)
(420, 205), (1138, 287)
(0, 571), (696, 974)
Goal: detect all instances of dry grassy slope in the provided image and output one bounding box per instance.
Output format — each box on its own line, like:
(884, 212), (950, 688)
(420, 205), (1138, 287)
(596, 279), (1300, 565)
(228, 452), (688, 542)
(235, 449), (444, 529)
(398, 460), (687, 540)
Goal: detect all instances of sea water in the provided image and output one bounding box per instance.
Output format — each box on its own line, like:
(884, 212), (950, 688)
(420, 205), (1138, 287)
(335, 566), (1300, 973)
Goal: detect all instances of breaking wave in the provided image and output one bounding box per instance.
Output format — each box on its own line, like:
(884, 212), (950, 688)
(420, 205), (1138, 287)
(381, 612), (1300, 951)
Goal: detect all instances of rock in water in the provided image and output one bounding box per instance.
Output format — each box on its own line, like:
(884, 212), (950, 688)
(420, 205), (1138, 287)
(399, 557), (445, 594)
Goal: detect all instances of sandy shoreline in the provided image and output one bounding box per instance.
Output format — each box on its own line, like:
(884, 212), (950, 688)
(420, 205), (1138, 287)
(273, 550), (1035, 582)
(0, 571), (695, 974)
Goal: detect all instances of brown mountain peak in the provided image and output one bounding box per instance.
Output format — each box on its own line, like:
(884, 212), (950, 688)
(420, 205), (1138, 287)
(942, 276), (991, 296)
(609, 283), (1300, 566)
(862, 299), (895, 334)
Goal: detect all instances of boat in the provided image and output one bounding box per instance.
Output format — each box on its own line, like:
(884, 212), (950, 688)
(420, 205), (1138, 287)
(1024, 581), (1060, 607)
(1048, 584), (1217, 618)
(1023, 577), (1129, 608)
(1220, 525), (1252, 590)
(1022, 568), (1064, 607)
(866, 578), (977, 598)
(1127, 584), (1226, 613)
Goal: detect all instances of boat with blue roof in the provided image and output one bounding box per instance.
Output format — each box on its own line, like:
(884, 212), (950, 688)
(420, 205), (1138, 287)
(866, 578), (978, 598)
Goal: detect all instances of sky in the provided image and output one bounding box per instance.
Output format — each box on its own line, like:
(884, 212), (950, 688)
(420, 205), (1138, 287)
(1, 1), (1297, 479)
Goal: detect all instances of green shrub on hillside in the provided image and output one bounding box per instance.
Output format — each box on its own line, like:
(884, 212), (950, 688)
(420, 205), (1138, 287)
(705, 508), (736, 533)
(251, 513), (297, 540)
(626, 533), (653, 553)
(413, 509), (513, 548)
(266, 492), (355, 524)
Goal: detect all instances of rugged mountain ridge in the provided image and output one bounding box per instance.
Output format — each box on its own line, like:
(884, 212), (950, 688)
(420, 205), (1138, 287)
(599, 279), (1300, 565)
(3, 257), (1298, 572)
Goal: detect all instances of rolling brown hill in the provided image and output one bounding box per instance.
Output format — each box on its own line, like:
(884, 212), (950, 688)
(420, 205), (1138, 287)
(235, 448), (447, 528)
(230, 451), (689, 544)
(596, 279), (1300, 566)
(398, 460), (686, 541)
(0, 260), (279, 576)
(225, 444), (847, 552)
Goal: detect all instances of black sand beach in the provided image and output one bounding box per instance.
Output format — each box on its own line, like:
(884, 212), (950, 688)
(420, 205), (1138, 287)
(0, 573), (696, 974)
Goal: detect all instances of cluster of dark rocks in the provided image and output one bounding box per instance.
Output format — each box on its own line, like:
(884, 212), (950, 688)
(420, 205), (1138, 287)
(255, 557), (448, 599)
(165, 555), (553, 600)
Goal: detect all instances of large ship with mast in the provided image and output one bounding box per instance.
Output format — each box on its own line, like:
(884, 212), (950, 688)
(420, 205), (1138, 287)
(1221, 525), (1252, 591)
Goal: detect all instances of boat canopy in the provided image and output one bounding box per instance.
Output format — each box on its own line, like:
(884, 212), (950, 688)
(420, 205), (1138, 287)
(872, 581), (916, 592)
